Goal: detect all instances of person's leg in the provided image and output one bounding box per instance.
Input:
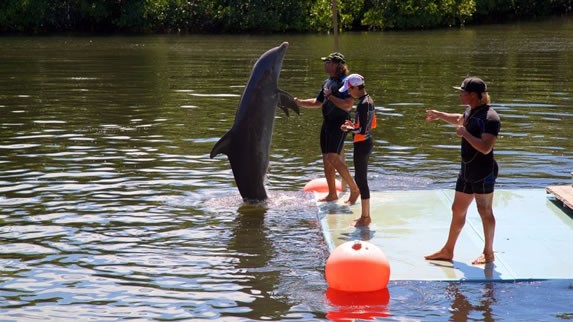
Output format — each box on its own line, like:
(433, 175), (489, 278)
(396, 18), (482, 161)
(353, 140), (371, 197)
(319, 153), (339, 201)
(354, 199), (371, 226)
(353, 140), (371, 226)
(319, 125), (339, 202)
(425, 191), (474, 261)
(338, 149), (348, 192)
(321, 126), (359, 203)
(324, 153), (359, 204)
(472, 192), (495, 264)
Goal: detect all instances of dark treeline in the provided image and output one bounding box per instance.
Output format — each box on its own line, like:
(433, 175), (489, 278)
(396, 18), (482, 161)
(1, 0), (572, 34)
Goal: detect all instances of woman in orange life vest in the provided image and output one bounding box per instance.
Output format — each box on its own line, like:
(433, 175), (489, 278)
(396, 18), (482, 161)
(339, 74), (377, 227)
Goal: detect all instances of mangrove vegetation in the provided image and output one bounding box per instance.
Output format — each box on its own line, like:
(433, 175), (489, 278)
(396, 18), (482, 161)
(1, 0), (572, 34)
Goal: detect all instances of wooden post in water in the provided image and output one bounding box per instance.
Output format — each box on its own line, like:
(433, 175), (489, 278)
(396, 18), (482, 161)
(331, 0), (340, 52)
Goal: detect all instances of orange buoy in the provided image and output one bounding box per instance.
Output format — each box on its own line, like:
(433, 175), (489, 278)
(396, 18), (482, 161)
(325, 240), (390, 292)
(303, 178), (342, 192)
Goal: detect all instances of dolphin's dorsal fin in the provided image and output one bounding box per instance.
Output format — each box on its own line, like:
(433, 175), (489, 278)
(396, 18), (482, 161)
(210, 131), (233, 158)
(277, 89), (300, 116)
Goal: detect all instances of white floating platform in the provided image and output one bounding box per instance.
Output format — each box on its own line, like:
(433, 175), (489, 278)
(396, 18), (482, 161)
(316, 189), (573, 281)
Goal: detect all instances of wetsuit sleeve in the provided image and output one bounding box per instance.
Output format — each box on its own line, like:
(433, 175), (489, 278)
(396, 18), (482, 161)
(354, 102), (368, 134)
(316, 89), (325, 103)
(316, 79), (328, 103)
(362, 103), (371, 135)
(484, 120), (500, 136)
(484, 110), (501, 136)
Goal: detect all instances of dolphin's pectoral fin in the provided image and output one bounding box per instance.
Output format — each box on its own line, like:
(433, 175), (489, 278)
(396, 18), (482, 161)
(277, 89), (300, 116)
(210, 131), (233, 158)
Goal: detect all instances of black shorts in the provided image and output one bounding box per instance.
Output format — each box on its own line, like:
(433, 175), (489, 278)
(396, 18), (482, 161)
(320, 124), (347, 154)
(455, 170), (497, 194)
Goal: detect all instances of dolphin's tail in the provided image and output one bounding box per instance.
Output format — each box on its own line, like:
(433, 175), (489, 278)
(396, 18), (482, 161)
(210, 130), (233, 158)
(277, 89), (300, 117)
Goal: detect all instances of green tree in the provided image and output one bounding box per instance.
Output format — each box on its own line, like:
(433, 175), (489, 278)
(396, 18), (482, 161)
(144, 0), (216, 33)
(309, 0), (364, 32)
(363, 0), (475, 30)
(213, 0), (311, 33)
(1, 0), (572, 34)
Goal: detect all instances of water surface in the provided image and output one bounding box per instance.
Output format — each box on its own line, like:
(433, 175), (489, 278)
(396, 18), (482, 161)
(1, 17), (573, 321)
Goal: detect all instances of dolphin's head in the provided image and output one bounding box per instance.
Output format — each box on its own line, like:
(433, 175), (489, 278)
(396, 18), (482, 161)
(271, 42), (288, 81)
(266, 41), (288, 68)
(249, 42), (289, 87)
(275, 41), (289, 65)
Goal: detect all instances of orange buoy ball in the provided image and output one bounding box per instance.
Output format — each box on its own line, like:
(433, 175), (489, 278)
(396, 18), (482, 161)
(325, 240), (390, 292)
(303, 178), (342, 192)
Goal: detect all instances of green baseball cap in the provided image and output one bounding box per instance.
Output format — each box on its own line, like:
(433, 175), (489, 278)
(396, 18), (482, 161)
(321, 52), (346, 64)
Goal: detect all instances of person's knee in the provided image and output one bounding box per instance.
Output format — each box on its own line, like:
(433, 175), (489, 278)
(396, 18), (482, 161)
(475, 194), (494, 217)
(451, 202), (465, 213)
(325, 153), (343, 166)
(476, 205), (494, 219)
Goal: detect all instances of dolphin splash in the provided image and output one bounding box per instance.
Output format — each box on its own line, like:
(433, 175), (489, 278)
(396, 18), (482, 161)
(210, 42), (299, 202)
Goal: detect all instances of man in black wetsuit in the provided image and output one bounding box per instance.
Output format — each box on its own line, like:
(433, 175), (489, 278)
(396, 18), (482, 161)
(424, 77), (501, 265)
(295, 52), (360, 204)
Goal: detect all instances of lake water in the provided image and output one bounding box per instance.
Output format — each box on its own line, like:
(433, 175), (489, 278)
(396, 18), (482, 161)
(1, 17), (573, 321)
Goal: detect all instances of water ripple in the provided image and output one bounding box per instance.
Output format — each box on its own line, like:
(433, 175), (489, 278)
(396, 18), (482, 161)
(1, 27), (573, 321)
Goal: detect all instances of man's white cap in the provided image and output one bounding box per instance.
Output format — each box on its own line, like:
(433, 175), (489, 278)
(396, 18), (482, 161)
(339, 74), (365, 92)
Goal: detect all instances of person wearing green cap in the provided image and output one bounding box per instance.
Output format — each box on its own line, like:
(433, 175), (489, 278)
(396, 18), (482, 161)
(294, 52), (360, 204)
(424, 76), (501, 265)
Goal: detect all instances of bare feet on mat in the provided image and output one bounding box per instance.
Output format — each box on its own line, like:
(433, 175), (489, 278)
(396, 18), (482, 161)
(354, 216), (371, 227)
(424, 248), (453, 262)
(472, 252), (495, 265)
(319, 194), (338, 202)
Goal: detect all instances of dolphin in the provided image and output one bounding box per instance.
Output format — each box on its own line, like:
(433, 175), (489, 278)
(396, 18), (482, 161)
(210, 42), (299, 202)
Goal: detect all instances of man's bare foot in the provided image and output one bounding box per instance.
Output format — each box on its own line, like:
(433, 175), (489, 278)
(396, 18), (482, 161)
(424, 249), (453, 262)
(354, 216), (371, 227)
(472, 253), (494, 265)
(319, 194), (338, 202)
(345, 189), (360, 205)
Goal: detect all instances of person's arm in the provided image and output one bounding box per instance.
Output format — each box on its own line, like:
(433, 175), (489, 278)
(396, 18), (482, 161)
(426, 109), (464, 125)
(456, 130), (497, 155)
(325, 95), (354, 112)
(324, 87), (353, 112)
(346, 101), (368, 134)
(294, 97), (322, 109)
(357, 105), (369, 134)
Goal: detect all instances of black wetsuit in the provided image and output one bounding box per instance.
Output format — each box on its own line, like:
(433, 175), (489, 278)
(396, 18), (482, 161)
(316, 76), (350, 154)
(349, 94), (376, 199)
(456, 104), (501, 194)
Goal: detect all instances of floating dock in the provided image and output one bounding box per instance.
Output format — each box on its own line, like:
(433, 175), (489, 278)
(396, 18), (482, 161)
(547, 185), (573, 211)
(317, 188), (573, 282)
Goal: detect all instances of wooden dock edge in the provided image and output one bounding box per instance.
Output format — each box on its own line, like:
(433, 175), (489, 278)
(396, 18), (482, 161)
(546, 185), (573, 211)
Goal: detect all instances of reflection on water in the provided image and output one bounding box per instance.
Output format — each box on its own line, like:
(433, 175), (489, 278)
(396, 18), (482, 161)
(447, 282), (496, 322)
(1, 18), (573, 320)
(325, 287), (391, 320)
